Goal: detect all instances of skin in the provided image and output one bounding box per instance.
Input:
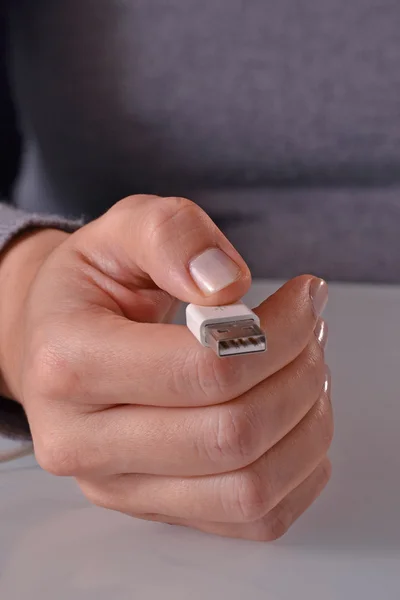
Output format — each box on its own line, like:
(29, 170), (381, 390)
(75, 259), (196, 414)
(0, 195), (333, 541)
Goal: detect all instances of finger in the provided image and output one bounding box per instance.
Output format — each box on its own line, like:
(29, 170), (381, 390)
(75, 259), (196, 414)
(29, 275), (327, 413)
(186, 457), (332, 541)
(35, 337), (326, 478)
(77, 385), (333, 522)
(132, 457), (332, 541)
(314, 317), (328, 349)
(252, 275), (328, 376)
(75, 195), (252, 306)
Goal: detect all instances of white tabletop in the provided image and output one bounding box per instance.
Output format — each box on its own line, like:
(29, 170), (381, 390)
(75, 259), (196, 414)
(1, 281), (400, 599)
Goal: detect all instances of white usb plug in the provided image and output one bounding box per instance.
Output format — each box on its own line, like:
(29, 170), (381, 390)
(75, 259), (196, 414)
(186, 301), (266, 358)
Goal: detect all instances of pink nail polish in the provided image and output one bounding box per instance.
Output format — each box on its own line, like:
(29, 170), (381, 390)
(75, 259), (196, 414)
(324, 365), (331, 395)
(310, 278), (328, 317)
(189, 248), (241, 295)
(314, 318), (328, 349)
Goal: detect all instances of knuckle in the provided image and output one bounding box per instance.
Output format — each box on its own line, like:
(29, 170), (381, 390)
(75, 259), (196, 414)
(145, 196), (202, 245)
(108, 194), (155, 214)
(26, 332), (84, 403)
(206, 405), (259, 466)
(33, 421), (105, 478)
(263, 507), (293, 541)
(229, 469), (269, 523)
(35, 433), (81, 477)
(250, 461), (333, 543)
(182, 347), (240, 404)
(104, 195), (157, 233)
(207, 356), (242, 400)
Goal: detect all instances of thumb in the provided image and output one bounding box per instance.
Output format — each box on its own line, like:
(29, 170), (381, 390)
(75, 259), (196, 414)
(77, 195), (251, 305)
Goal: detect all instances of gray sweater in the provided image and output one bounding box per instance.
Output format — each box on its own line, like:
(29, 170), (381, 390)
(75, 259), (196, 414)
(1, 0), (400, 435)
(3, 0), (400, 281)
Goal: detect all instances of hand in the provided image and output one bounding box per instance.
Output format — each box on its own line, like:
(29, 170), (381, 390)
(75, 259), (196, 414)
(0, 195), (332, 541)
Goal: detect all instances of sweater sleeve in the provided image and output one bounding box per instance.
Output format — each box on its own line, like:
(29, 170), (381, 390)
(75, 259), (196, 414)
(0, 202), (83, 249)
(0, 200), (83, 439)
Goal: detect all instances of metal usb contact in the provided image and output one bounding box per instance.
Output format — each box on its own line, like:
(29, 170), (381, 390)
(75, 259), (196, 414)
(186, 301), (267, 358)
(205, 319), (266, 357)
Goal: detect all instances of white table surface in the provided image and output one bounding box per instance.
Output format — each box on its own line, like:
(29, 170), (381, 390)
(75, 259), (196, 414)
(1, 281), (400, 599)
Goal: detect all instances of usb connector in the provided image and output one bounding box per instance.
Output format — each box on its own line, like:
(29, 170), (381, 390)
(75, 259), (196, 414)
(205, 319), (266, 357)
(186, 302), (267, 358)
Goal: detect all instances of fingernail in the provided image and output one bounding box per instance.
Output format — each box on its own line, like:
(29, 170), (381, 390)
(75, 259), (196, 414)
(189, 248), (241, 295)
(310, 278), (328, 317)
(324, 365), (331, 395)
(314, 318), (328, 349)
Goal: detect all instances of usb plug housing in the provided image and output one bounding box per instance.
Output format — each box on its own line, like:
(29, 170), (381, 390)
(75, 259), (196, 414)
(186, 302), (267, 358)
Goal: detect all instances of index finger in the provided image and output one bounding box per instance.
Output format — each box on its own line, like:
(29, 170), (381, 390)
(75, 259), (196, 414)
(38, 275), (327, 408)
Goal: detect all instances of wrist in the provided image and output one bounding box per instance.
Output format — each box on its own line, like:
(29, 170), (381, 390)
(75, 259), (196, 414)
(0, 228), (69, 401)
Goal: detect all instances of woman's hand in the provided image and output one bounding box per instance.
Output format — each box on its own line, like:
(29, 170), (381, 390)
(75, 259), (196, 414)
(0, 195), (332, 541)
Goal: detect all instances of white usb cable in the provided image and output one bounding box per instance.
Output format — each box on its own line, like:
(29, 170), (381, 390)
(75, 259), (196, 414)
(186, 301), (266, 358)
